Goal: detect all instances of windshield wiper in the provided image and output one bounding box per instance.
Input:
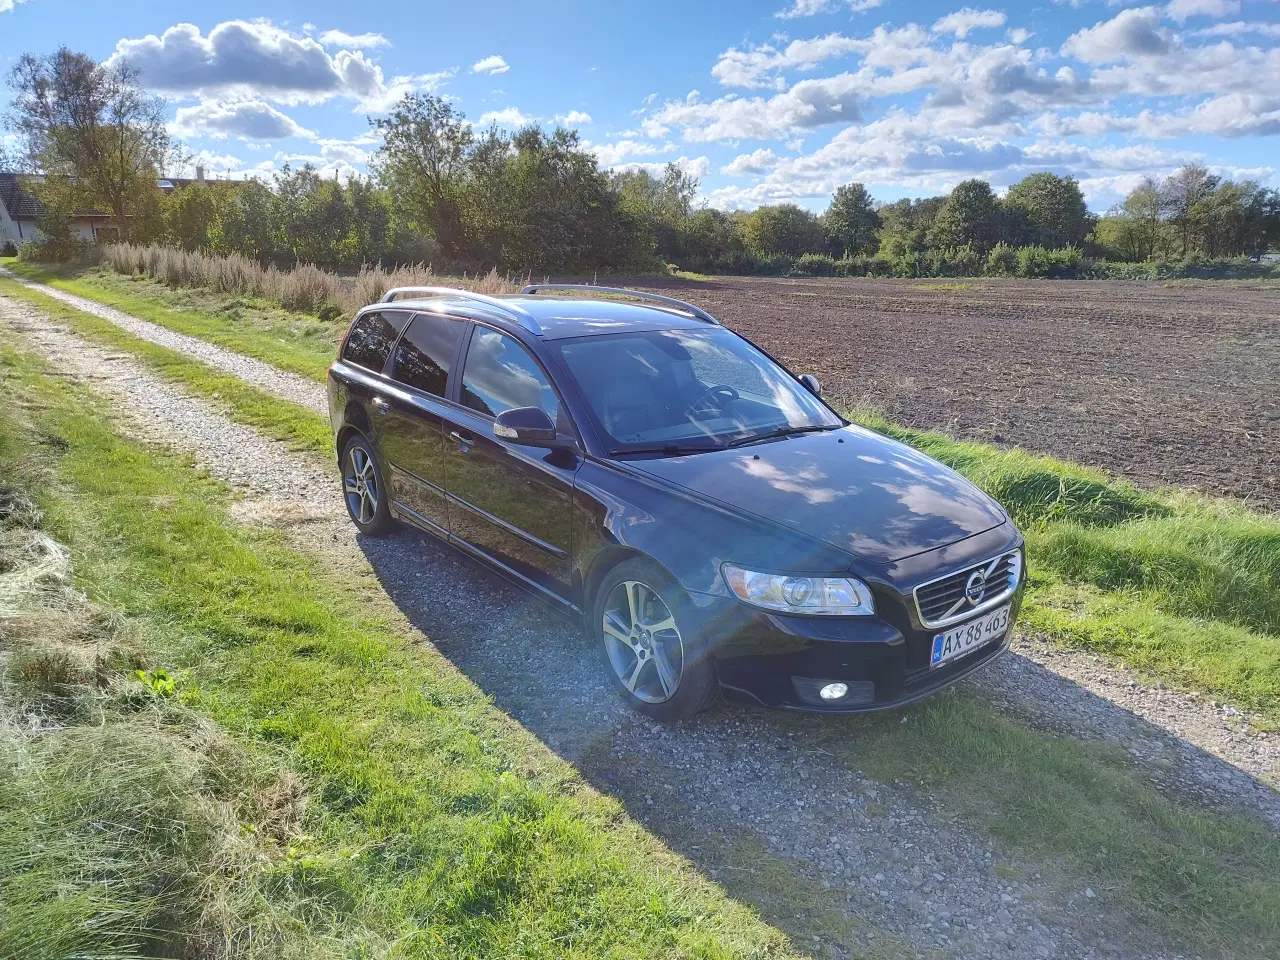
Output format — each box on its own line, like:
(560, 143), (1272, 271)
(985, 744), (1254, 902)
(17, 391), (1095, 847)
(725, 424), (840, 448)
(612, 443), (720, 457)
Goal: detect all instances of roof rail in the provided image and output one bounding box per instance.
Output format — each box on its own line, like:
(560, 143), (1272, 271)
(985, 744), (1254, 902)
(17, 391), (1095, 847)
(381, 286), (543, 336)
(520, 283), (719, 325)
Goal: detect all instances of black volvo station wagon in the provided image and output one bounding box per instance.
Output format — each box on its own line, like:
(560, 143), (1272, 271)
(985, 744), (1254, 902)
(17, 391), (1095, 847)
(328, 284), (1025, 720)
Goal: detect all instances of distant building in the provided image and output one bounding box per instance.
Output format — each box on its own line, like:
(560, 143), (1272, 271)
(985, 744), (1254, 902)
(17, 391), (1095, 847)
(0, 166), (230, 245)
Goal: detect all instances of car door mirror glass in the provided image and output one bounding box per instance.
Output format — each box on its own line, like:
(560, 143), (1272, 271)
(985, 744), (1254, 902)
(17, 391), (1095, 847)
(799, 374), (822, 397)
(494, 406), (558, 446)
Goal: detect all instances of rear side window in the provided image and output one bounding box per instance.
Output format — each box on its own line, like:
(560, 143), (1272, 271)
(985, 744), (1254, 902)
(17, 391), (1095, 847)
(461, 327), (559, 421)
(391, 313), (464, 398)
(342, 310), (410, 372)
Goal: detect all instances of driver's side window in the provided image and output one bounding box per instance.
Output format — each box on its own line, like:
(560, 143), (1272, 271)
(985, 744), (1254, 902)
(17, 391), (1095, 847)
(461, 327), (560, 423)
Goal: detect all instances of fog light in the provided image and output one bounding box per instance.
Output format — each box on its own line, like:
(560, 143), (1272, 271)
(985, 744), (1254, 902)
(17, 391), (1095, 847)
(819, 682), (849, 701)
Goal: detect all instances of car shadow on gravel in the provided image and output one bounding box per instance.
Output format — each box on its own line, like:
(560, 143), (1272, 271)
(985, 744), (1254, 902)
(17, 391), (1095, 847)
(357, 523), (1278, 960)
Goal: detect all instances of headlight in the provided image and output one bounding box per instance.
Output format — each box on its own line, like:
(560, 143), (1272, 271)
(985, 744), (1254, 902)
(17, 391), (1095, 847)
(721, 564), (875, 616)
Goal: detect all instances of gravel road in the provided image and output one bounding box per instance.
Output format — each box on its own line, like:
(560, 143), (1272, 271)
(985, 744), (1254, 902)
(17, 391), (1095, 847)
(4, 287), (1277, 959)
(0, 266), (326, 415)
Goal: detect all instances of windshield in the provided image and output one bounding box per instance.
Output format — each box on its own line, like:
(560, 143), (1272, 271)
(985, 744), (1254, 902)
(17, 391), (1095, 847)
(554, 328), (841, 453)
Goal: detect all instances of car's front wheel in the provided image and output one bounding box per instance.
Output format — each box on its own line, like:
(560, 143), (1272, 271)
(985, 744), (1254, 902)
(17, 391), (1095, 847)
(340, 434), (394, 536)
(594, 558), (717, 721)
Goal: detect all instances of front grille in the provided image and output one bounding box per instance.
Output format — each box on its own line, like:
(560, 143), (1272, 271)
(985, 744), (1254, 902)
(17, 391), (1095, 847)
(913, 550), (1021, 628)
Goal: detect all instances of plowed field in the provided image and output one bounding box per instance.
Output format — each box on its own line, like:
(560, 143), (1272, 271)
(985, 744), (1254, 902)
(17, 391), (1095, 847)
(627, 276), (1279, 510)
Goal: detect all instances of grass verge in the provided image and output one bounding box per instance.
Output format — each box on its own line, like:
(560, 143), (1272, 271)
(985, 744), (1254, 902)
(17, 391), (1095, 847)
(0, 340), (804, 958)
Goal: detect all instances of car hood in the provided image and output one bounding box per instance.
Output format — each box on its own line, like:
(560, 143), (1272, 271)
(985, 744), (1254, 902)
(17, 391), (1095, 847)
(628, 424), (1007, 564)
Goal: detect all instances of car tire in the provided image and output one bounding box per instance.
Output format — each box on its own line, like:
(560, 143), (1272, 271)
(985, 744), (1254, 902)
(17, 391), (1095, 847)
(594, 558), (718, 722)
(340, 434), (395, 536)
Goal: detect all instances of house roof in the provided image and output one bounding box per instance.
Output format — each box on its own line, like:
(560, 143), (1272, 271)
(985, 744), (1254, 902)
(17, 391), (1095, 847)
(0, 173), (44, 218)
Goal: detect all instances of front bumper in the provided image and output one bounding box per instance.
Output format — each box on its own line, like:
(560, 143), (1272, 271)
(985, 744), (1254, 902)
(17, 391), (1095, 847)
(694, 589), (1022, 713)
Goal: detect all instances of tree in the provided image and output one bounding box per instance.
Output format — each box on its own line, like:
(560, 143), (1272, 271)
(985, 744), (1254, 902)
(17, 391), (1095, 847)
(8, 48), (170, 242)
(824, 182), (880, 256)
(743, 203), (824, 256)
(1160, 163), (1219, 258)
(876, 196), (945, 257)
(929, 179), (1001, 253)
(614, 163), (698, 261)
(1003, 173), (1093, 249)
(373, 94), (474, 261)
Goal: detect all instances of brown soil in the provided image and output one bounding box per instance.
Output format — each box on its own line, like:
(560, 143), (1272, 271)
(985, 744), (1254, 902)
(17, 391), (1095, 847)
(625, 276), (1280, 511)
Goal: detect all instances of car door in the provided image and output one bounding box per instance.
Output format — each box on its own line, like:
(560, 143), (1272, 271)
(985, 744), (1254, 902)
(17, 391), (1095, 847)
(443, 323), (580, 602)
(373, 311), (467, 537)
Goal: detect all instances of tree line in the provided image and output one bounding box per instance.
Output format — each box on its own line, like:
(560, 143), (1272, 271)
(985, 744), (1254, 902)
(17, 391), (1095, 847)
(6, 47), (1279, 277)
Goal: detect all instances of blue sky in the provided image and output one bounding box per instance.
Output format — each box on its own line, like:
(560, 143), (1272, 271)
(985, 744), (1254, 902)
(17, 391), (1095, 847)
(2, 0), (1278, 211)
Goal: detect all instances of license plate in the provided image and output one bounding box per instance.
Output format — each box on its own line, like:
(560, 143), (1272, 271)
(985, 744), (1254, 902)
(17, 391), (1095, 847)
(930, 604), (1011, 668)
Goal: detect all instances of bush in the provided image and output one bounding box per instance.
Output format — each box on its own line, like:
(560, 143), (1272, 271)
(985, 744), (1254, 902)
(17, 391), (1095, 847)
(791, 252), (837, 277)
(986, 243), (1018, 277)
(867, 254), (894, 277)
(0, 240), (17, 257)
(752, 252), (795, 276)
(17, 234), (89, 264)
(835, 255), (869, 277)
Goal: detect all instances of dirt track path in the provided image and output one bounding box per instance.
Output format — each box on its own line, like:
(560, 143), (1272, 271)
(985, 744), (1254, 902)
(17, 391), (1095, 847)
(2, 286), (1277, 959)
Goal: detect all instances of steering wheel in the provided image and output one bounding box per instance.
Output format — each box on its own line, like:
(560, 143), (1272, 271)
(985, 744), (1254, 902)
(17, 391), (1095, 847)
(685, 384), (740, 420)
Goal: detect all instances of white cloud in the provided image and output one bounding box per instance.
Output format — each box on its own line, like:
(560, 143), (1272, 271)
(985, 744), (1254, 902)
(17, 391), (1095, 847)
(1, 0), (30, 11)
(557, 110), (593, 125)
(722, 148), (780, 175)
(651, 72), (868, 141)
(319, 29), (390, 49)
(180, 149), (276, 180)
(1193, 21), (1280, 39)
(1164, 0), (1240, 23)
(1060, 8), (1172, 64)
(1007, 27), (1034, 44)
(588, 139), (663, 166)
(712, 33), (866, 88)
(172, 99), (316, 140)
(776, 0), (883, 18)
(612, 155), (713, 179)
(932, 8), (1008, 39)
(109, 20), (451, 109)
(479, 106), (533, 127)
(314, 137), (374, 164)
(471, 55), (511, 76)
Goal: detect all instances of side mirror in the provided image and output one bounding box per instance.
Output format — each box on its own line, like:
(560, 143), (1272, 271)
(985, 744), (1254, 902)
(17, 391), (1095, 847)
(494, 406), (558, 446)
(799, 374), (822, 398)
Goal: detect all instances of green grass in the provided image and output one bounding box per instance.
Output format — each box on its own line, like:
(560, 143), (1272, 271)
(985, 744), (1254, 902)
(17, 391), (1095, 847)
(850, 409), (1280, 720)
(2, 259), (339, 382)
(4, 268), (1279, 718)
(0, 341), (806, 959)
(0, 277), (332, 458)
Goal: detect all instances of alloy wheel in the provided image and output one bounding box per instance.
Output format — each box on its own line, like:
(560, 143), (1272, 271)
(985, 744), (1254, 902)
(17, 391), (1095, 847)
(343, 445), (379, 524)
(602, 580), (684, 703)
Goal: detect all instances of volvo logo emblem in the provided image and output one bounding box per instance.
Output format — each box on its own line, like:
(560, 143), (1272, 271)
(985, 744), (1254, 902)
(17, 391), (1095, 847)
(965, 570), (987, 605)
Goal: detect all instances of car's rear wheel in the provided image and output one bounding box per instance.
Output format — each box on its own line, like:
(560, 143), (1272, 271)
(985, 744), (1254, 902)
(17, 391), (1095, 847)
(340, 434), (394, 536)
(595, 558), (717, 721)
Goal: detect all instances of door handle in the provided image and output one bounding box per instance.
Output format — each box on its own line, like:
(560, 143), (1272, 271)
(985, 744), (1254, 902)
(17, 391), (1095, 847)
(371, 396), (391, 415)
(448, 430), (474, 451)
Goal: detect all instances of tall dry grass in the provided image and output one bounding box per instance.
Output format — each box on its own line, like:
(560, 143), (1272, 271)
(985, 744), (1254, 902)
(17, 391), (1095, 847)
(100, 244), (519, 317)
